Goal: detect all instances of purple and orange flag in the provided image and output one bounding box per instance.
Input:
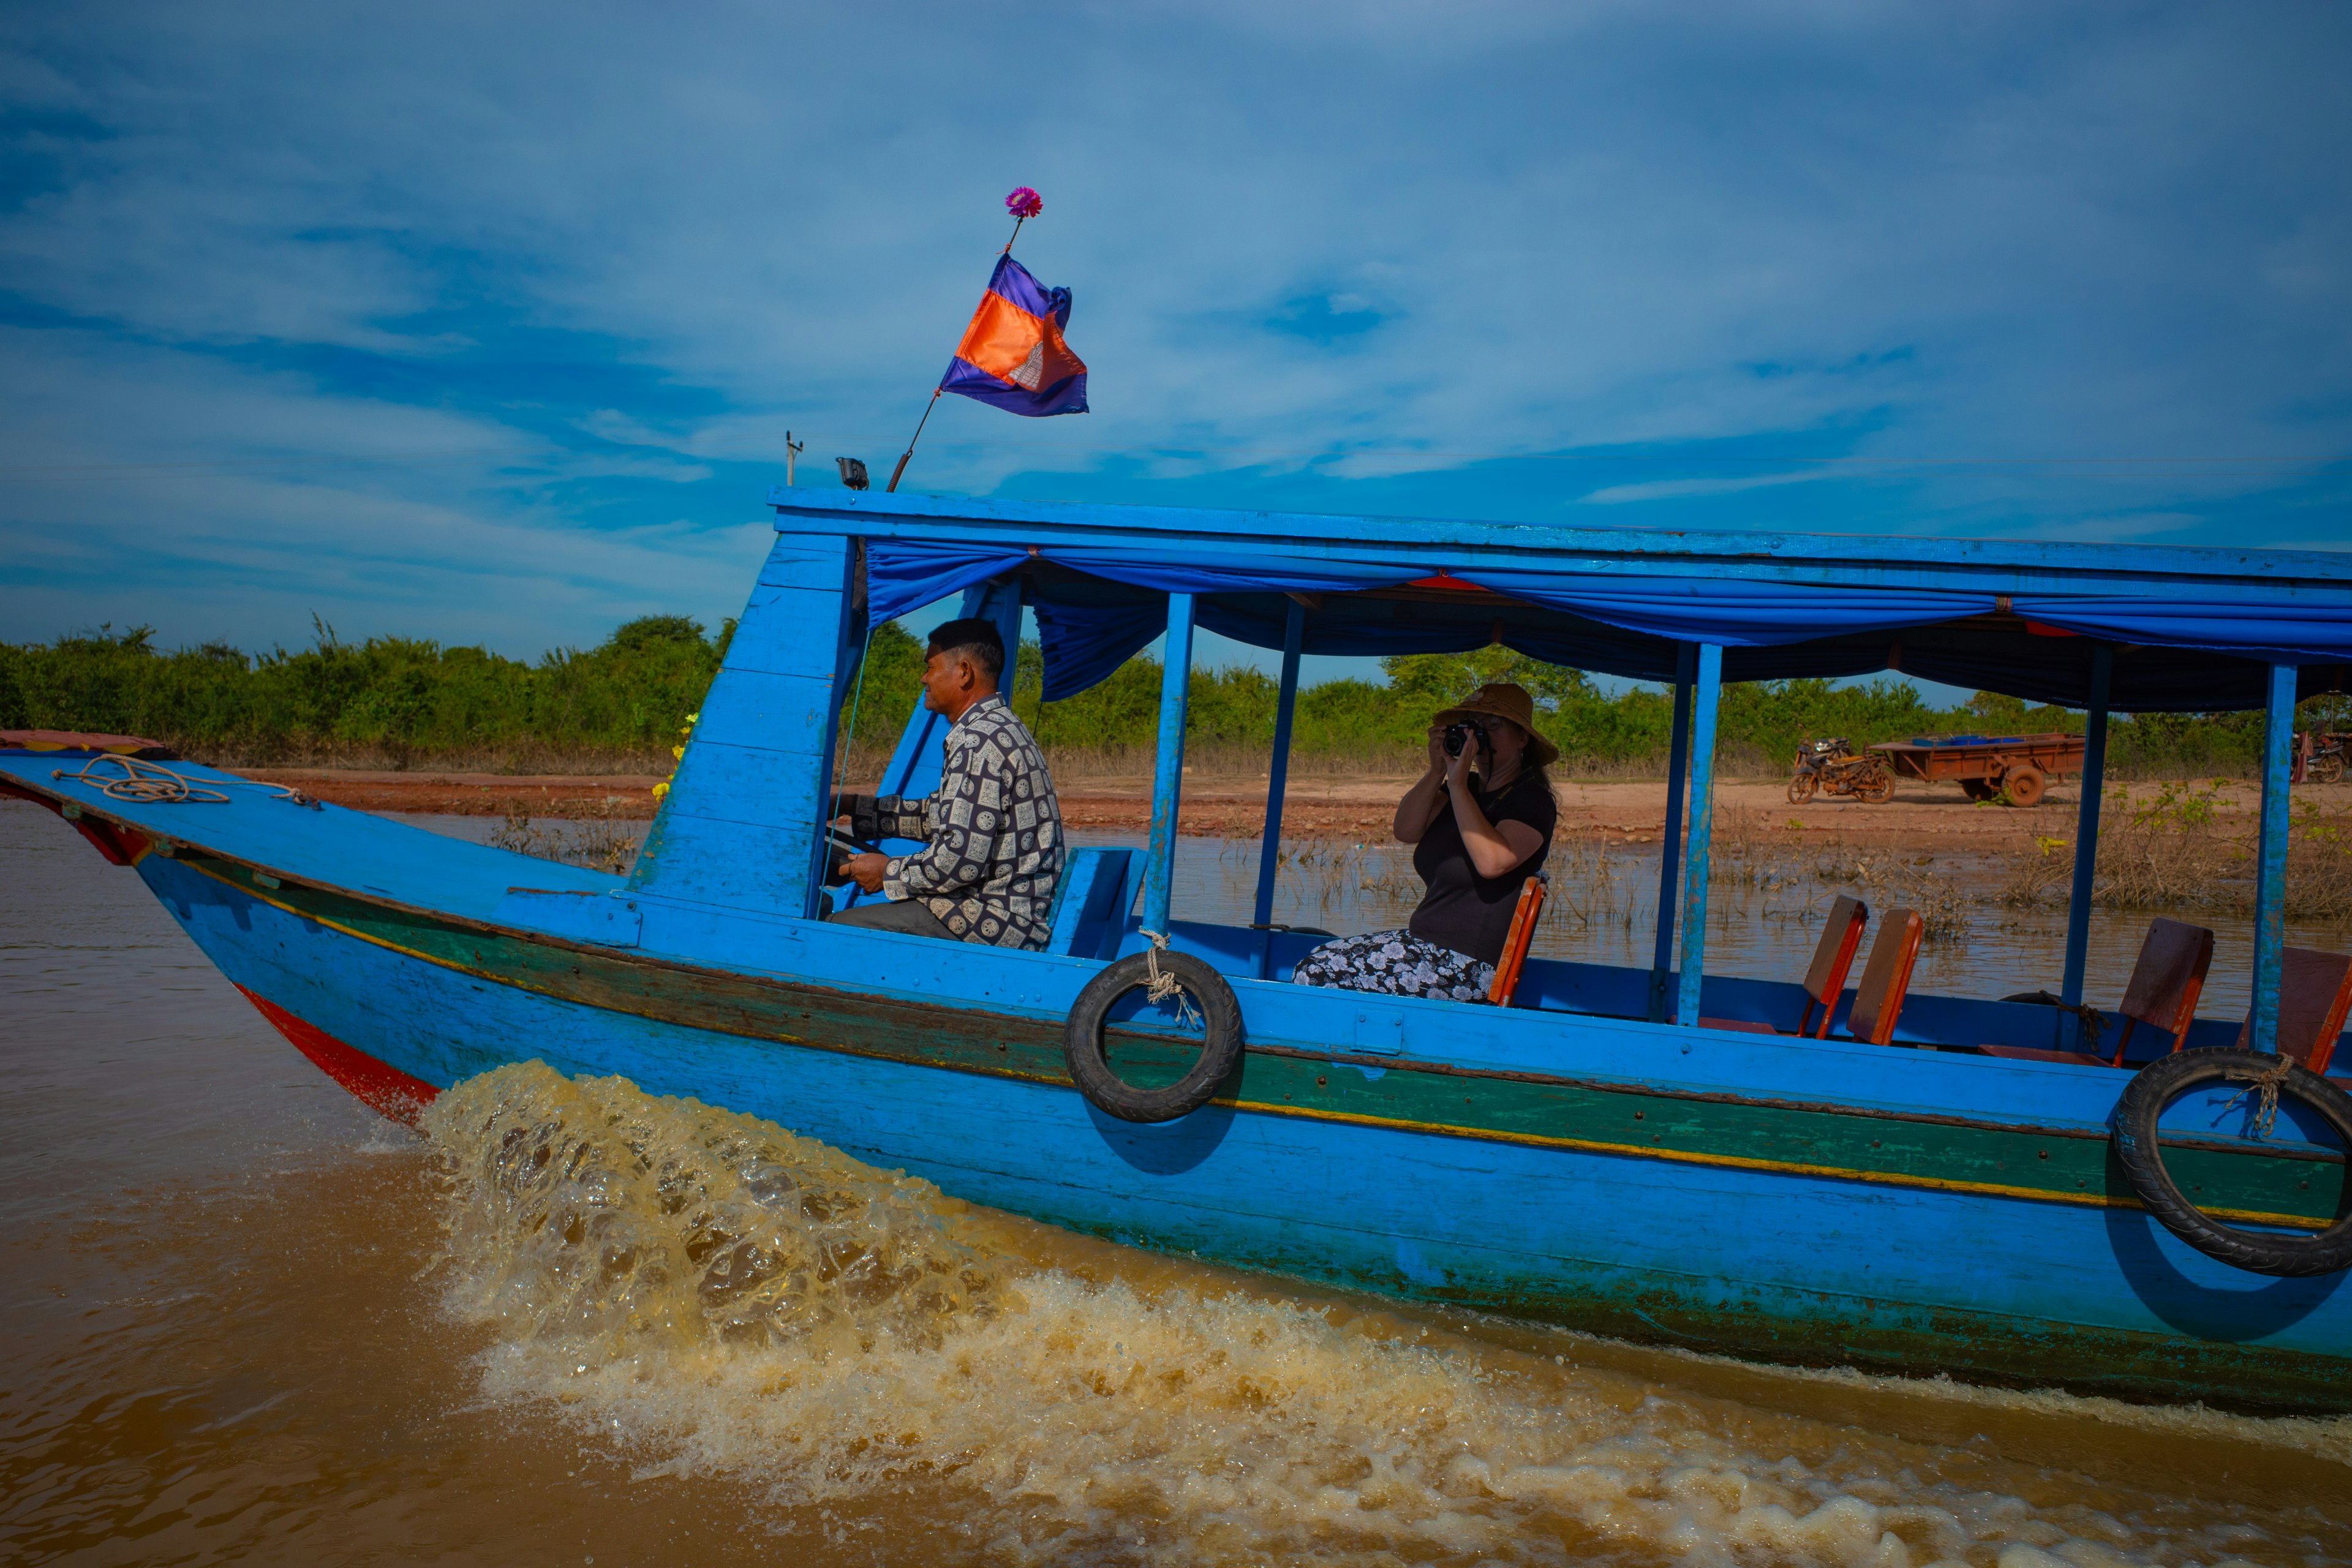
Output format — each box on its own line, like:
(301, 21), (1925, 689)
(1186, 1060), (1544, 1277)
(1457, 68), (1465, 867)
(938, 252), (1089, 418)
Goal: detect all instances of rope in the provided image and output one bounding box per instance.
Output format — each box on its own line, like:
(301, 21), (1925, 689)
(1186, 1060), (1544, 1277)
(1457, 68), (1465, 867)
(2007, 989), (2109, 1042)
(52, 755), (321, 809)
(842, 624), (878, 761)
(2223, 1053), (2298, 1140)
(1137, 928), (1202, 1029)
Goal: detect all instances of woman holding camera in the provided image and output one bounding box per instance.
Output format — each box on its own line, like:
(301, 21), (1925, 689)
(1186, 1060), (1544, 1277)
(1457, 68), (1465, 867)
(1292, 682), (1559, 1001)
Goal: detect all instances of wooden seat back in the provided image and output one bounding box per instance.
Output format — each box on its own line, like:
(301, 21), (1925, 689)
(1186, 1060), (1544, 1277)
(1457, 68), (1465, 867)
(2108, 918), (2214, 1065)
(1848, 909), (1924, 1046)
(1044, 846), (1142, 960)
(2234, 947), (2352, 1073)
(1798, 895), (1868, 1038)
(1488, 875), (1548, 1008)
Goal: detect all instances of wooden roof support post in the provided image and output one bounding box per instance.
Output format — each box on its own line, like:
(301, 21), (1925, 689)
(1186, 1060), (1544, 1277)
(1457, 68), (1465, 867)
(1674, 643), (1724, 1028)
(2250, 661), (2299, 1054)
(2059, 644), (2113, 1049)
(1649, 641), (1697, 1023)
(1141, 592), (1197, 938)
(1250, 597), (1307, 979)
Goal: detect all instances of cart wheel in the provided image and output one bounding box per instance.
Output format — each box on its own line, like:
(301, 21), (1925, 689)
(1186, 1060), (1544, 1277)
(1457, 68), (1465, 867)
(2005, 767), (2046, 807)
(1961, 778), (1995, 802)
(2313, 753), (2346, 786)
(1857, 766), (1894, 804)
(1787, 772), (1817, 805)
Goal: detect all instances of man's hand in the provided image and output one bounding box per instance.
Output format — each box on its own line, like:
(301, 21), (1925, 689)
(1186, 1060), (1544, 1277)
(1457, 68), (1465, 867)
(845, 851), (891, 893)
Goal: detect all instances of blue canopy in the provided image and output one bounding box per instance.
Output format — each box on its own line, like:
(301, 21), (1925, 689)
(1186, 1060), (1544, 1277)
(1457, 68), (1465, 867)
(803, 495), (2352, 713)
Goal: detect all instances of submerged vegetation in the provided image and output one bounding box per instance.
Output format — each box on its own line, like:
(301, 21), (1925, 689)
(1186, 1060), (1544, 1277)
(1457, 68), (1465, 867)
(1994, 782), (2352, 922)
(2, 616), (2340, 778)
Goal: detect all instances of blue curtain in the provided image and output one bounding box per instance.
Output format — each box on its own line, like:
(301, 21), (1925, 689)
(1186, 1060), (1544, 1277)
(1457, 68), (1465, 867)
(864, 537), (2351, 712)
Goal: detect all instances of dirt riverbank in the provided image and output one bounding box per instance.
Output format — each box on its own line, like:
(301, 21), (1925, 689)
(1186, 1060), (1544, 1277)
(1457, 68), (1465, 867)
(242, 766), (2343, 853)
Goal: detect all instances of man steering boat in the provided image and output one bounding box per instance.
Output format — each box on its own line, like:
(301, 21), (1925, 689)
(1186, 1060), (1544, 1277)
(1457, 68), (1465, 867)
(827, 618), (1066, 947)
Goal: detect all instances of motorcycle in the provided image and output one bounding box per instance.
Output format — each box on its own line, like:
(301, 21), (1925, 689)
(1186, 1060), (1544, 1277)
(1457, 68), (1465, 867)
(1789, 737), (1894, 805)
(2312, 731), (2348, 786)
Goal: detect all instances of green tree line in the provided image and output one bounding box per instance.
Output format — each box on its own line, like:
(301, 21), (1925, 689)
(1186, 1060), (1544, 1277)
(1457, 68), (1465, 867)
(0, 616), (731, 765)
(1, 615), (2316, 775)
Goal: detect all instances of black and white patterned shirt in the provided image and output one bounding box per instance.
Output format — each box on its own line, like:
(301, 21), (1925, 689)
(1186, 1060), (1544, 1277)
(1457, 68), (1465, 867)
(839, 694), (1065, 949)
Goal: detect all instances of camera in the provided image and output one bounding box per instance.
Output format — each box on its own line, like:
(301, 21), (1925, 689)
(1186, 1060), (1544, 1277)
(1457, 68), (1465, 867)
(1442, 722), (1483, 758)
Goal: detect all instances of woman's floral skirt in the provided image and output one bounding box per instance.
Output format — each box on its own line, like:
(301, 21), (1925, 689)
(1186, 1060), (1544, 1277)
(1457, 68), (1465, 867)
(1289, 929), (1494, 1003)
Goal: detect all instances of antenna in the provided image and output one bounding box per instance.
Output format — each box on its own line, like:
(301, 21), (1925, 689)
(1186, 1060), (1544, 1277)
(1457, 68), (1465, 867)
(785, 429), (805, 486)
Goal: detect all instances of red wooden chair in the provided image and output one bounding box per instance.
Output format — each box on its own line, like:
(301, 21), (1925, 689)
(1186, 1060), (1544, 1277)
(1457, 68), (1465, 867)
(2107, 917), (2215, 1065)
(1701, 894), (1869, 1037)
(2234, 947), (2352, 1074)
(1983, 917), (2214, 1066)
(1847, 909), (1925, 1047)
(1487, 875), (1548, 1008)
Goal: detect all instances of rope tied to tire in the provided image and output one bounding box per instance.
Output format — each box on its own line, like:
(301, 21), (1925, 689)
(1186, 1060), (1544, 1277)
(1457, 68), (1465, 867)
(1137, 927), (1202, 1028)
(1063, 937), (1243, 1123)
(2222, 1052), (2296, 1139)
(51, 755), (321, 809)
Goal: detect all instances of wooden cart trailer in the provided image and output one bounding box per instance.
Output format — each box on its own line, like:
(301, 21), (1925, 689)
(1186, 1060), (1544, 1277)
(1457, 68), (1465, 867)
(1869, 731), (2086, 806)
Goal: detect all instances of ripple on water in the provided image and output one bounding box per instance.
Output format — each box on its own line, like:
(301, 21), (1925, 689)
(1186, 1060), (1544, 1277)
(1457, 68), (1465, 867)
(422, 1063), (2352, 1567)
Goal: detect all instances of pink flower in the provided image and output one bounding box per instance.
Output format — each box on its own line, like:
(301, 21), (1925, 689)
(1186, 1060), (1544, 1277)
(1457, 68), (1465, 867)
(1005, 186), (1043, 219)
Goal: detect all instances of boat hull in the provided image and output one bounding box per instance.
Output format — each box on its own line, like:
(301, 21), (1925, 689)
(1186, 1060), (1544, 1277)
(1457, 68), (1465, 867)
(140, 848), (2352, 1414)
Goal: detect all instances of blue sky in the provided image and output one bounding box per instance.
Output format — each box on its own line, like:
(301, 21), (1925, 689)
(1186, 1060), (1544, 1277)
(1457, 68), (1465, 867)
(2, 1), (2346, 679)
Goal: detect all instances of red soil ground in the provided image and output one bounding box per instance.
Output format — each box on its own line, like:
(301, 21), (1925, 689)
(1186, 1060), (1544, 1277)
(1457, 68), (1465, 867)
(241, 766), (2337, 853)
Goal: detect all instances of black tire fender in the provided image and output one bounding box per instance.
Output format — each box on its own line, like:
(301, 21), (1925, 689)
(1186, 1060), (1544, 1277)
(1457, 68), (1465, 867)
(2114, 1049), (2352, 1278)
(1063, 950), (1245, 1123)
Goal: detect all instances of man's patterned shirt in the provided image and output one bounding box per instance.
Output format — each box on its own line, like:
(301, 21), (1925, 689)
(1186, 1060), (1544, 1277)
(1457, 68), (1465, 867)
(840, 693), (1065, 949)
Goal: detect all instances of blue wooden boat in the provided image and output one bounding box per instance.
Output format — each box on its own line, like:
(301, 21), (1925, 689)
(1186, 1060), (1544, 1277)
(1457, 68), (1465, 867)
(8, 491), (2351, 1412)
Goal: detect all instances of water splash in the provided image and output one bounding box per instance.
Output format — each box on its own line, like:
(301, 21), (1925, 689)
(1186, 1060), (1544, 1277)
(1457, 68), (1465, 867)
(423, 1063), (2345, 1566)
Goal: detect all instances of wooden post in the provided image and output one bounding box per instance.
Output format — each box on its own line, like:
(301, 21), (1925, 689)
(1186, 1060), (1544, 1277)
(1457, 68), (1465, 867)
(2250, 662), (2299, 1054)
(1649, 642), (1696, 1023)
(1140, 593), (1197, 938)
(1673, 643), (1724, 1028)
(2059, 644), (2113, 1046)
(1251, 598), (1307, 978)
(785, 430), (803, 486)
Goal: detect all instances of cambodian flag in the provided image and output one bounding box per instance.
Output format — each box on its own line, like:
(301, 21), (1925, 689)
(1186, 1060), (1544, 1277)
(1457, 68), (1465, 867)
(938, 254), (1089, 417)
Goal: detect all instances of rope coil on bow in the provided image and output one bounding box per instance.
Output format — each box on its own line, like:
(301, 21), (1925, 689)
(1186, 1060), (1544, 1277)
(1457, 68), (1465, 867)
(52, 755), (321, 809)
(1137, 928), (1202, 1028)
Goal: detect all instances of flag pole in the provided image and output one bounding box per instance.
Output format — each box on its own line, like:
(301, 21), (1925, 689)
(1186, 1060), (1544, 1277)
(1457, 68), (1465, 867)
(889, 187), (1042, 494)
(885, 391), (940, 494)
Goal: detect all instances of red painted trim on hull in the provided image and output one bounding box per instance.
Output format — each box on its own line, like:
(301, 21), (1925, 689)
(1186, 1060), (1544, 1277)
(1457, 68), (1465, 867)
(234, 984), (440, 1123)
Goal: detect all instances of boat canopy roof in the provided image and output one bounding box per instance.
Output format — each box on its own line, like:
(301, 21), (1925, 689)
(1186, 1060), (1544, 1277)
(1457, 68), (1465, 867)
(774, 489), (2352, 714)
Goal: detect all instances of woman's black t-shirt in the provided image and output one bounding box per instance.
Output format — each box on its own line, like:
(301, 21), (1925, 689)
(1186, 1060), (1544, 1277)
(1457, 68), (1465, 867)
(1407, 771), (1558, 966)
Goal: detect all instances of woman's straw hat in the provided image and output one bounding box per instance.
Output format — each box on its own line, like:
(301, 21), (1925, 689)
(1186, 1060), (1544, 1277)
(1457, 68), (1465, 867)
(1432, 682), (1559, 767)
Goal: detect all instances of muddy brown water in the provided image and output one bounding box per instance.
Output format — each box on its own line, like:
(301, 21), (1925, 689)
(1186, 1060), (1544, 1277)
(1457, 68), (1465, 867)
(4, 799), (2350, 1566)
